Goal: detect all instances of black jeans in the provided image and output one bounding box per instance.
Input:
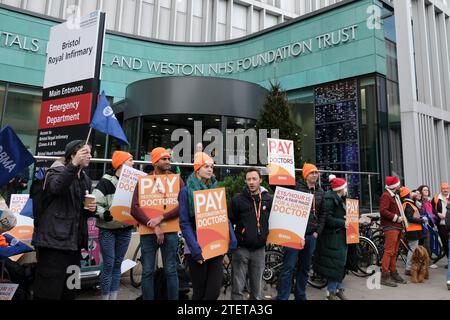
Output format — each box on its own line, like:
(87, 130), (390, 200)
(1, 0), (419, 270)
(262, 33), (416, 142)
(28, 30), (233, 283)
(187, 254), (223, 300)
(33, 247), (81, 300)
(437, 225), (449, 258)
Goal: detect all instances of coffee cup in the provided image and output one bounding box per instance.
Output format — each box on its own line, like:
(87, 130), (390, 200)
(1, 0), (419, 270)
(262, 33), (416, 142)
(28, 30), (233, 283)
(83, 194), (96, 210)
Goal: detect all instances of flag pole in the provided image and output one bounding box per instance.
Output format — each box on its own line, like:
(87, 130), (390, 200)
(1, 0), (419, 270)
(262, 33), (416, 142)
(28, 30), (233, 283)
(85, 127), (93, 145)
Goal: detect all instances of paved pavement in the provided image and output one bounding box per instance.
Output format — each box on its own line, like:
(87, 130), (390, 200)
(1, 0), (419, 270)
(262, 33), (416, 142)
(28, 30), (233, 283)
(76, 258), (450, 300)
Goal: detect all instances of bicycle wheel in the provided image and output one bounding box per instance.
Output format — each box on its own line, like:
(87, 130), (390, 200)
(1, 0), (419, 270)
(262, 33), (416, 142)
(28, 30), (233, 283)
(263, 250), (284, 285)
(307, 269), (328, 289)
(350, 237), (379, 277)
(130, 243), (142, 288)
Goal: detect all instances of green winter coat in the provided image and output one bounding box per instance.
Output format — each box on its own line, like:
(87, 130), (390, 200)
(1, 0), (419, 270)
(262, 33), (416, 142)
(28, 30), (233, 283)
(313, 191), (348, 282)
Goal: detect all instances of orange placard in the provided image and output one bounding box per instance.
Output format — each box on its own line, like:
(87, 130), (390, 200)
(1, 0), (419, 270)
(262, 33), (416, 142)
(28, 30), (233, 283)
(267, 138), (296, 186)
(346, 199), (359, 244)
(138, 174), (181, 235)
(194, 188), (230, 260)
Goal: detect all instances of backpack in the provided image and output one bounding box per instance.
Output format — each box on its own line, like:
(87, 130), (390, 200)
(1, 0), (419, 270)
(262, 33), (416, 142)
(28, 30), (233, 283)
(29, 168), (50, 229)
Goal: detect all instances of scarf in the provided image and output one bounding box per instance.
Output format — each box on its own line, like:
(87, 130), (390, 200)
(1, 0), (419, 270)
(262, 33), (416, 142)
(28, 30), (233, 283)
(186, 172), (218, 218)
(386, 187), (408, 229)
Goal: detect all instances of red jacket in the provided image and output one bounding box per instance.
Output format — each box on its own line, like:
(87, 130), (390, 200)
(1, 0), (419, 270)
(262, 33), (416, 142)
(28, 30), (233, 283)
(379, 189), (403, 228)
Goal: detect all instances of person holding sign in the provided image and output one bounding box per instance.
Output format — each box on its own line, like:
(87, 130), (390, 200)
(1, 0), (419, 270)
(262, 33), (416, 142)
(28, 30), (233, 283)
(400, 187), (428, 277)
(379, 176), (407, 287)
(131, 147), (184, 300)
(276, 163), (325, 300)
(32, 140), (97, 300)
(92, 151), (134, 300)
(229, 167), (272, 300)
(313, 175), (349, 300)
(179, 152), (237, 300)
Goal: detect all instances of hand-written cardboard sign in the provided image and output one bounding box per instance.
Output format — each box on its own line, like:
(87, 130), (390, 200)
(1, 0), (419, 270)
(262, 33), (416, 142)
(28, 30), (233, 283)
(110, 166), (147, 225)
(194, 188), (230, 260)
(138, 174), (180, 234)
(346, 199), (359, 244)
(267, 187), (313, 249)
(267, 138), (296, 186)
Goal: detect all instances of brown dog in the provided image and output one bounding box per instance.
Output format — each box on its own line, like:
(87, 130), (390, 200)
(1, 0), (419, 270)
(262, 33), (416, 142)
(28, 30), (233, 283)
(411, 245), (430, 283)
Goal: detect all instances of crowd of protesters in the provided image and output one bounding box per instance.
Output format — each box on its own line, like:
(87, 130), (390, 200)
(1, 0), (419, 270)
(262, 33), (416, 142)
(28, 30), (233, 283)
(5, 139), (448, 300)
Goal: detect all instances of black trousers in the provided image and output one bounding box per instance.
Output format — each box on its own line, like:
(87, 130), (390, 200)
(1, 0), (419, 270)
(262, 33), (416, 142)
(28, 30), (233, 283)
(437, 225), (449, 258)
(33, 247), (81, 300)
(187, 254), (223, 300)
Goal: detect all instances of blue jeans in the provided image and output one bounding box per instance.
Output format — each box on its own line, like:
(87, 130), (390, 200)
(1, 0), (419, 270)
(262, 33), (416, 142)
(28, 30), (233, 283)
(327, 281), (342, 294)
(447, 238), (450, 282)
(276, 235), (317, 300)
(99, 228), (132, 296)
(140, 232), (179, 300)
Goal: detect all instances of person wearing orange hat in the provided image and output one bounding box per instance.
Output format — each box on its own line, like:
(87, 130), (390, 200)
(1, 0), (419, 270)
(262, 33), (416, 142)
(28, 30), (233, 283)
(130, 147), (185, 300)
(432, 182), (450, 275)
(178, 152), (237, 300)
(379, 175), (407, 287)
(313, 175), (349, 300)
(93, 150), (134, 300)
(400, 187), (428, 277)
(277, 162), (326, 300)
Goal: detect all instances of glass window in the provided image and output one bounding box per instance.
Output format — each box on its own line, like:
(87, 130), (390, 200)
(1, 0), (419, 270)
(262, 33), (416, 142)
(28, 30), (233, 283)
(288, 89), (315, 164)
(3, 85), (41, 155)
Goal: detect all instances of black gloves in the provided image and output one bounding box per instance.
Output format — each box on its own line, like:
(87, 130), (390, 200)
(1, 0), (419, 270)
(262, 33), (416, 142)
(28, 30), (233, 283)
(103, 210), (113, 222)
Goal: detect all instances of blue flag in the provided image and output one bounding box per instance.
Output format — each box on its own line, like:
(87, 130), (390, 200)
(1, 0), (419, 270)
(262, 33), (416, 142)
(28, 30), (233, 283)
(0, 125), (35, 188)
(19, 198), (33, 219)
(90, 91), (129, 145)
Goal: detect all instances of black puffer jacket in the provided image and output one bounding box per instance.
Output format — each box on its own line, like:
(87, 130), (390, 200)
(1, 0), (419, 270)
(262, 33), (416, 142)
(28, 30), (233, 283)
(295, 180), (326, 236)
(32, 160), (95, 251)
(229, 187), (272, 249)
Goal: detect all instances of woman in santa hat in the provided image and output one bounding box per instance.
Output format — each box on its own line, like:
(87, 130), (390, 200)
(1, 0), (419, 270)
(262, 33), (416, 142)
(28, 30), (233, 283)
(312, 175), (349, 300)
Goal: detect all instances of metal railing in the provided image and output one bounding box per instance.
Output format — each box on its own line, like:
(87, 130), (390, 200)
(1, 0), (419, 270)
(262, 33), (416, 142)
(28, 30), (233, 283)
(34, 156), (380, 212)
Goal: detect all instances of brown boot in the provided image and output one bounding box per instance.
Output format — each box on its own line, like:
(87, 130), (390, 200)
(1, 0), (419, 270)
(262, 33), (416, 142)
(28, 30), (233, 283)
(391, 271), (407, 284)
(381, 272), (398, 287)
(336, 288), (348, 300)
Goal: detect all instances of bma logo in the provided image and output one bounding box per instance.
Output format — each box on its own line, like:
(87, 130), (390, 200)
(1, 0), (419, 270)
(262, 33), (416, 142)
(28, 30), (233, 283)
(103, 106), (117, 119)
(367, 5), (382, 30)
(66, 265), (81, 290)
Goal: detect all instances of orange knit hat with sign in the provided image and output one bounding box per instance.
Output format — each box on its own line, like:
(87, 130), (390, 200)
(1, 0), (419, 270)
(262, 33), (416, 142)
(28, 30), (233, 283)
(194, 152), (214, 172)
(111, 151), (132, 170)
(302, 163), (318, 179)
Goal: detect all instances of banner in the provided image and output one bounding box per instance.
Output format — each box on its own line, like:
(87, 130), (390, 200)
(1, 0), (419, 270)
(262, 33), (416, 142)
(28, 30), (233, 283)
(267, 138), (296, 186)
(0, 125), (35, 188)
(81, 218), (102, 268)
(346, 198), (359, 244)
(9, 194), (29, 214)
(8, 194), (33, 240)
(138, 174), (181, 235)
(194, 188), (229, 260)
(267, 187), (313, 249)
(110, 166), (147, 225)
(36, 10), (106, 164)
(0, 284), (18, 300)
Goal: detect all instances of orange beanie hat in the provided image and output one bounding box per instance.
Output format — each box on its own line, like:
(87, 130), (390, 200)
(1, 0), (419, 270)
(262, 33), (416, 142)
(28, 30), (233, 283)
(111, 151), (132, 170)
(151, 147), (171, 165)
(441, 183), (450, 191)
(400, 186), (411, 198)
(194, 152), (214, 172)
(302, 163), (318, 179)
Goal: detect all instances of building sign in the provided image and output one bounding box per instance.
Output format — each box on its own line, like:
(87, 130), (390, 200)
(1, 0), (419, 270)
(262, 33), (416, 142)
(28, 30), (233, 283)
(109, 25), (358, 76)
(0, 31), (40, 52)
(35, 11), (106, 159)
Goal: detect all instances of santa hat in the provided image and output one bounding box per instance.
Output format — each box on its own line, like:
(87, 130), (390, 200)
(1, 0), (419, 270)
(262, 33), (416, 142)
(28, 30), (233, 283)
(386, 176), (400, 190)
(329, 174), (347, 192)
